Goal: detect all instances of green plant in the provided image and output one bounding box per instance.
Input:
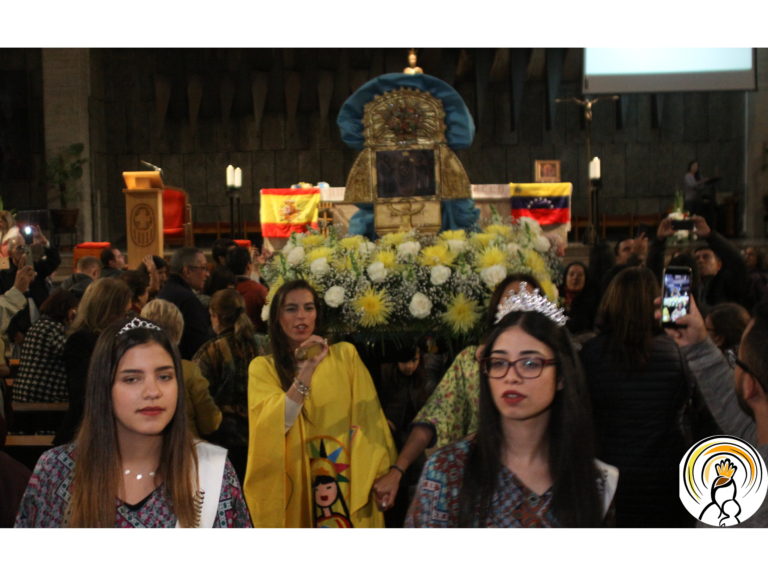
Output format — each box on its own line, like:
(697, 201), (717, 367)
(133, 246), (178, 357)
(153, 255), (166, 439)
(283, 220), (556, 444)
(44, 143), (87, 209)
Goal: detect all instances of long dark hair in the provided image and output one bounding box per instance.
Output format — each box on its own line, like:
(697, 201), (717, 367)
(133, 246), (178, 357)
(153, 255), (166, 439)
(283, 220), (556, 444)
(66, 317), (199, 527)
(268, 279), (324, 392)
(457, 311), (603, 528)
(596, 266), (663, 368)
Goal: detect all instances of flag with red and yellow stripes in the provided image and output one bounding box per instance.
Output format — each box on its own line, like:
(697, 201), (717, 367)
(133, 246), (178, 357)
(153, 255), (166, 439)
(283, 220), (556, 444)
(509, 183), (571, 225)
(260, 188), (321, 237)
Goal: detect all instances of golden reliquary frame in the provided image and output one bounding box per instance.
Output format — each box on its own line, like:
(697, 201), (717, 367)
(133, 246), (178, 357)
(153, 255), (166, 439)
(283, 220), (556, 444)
(343, 88), (471, 235)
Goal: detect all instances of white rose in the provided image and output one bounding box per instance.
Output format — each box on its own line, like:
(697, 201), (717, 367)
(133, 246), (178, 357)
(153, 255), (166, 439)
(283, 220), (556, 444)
(310, 257), (330, 277)
(430, 265), (451, 286)
(282, 242), (295, 255)
(397, 241), (421, 258)
(409, 292), (433, 319)
(446, 239), (468, 253)
(506, 242), (523, 257)
(480, 264), (507, 287)
(518, 216), (542, 235)
(261, 304), (270, 323)
(367, 261), (388, 283)
(286, 246), (306, 266)
(325, 286), (345, 308)
(357, 241), (377, 257)
(533, 235), (551, 253)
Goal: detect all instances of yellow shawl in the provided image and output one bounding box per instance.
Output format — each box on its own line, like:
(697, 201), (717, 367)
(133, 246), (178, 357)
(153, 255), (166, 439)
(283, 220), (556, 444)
(244, 342), (397, 528)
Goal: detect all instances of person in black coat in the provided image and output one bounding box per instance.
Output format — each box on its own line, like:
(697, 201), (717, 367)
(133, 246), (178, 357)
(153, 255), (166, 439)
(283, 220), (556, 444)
(558, 261), (599, 336)
(157, 247), (213, 360)
(580, 266), (702, 527)
(54, 278), (132, 446)
(0, 226), (61, 342)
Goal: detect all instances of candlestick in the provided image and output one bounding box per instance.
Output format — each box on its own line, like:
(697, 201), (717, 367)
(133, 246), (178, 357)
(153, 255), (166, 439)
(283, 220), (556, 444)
(226, 165), (235, 187)
(589, 157), (601, 180)
(234, 167), (242, 189)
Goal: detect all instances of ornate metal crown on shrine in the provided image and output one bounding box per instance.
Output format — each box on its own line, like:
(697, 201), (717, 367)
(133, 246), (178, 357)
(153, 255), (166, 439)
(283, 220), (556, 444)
(343, 87), (471, 235)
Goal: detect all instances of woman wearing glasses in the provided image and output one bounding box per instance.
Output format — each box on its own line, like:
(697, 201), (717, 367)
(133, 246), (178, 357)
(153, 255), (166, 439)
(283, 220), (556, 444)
(406, 285), (618, 527)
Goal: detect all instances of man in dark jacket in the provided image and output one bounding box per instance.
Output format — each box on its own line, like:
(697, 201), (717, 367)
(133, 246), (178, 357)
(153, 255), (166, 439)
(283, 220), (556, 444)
(55, 255), (101, 298)
(226, 245), (268, 332)
(99, 246), (125, 278)
(0, 226), (61, 343)
(157, 246), (212, 360)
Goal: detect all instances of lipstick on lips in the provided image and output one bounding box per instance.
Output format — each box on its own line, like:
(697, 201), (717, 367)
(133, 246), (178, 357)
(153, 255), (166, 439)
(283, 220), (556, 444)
(501, 391), (526, 406)
(139, 406), (164, 416)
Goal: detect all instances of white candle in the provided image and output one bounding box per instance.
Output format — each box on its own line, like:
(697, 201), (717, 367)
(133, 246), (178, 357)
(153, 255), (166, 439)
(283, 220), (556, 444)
(226, 165), (235, 187)
(589, 157), (601, 180)
(234, 167), (242, 188)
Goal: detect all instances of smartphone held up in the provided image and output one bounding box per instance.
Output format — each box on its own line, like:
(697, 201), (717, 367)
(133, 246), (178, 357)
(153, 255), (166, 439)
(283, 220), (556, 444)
(661, 266), (692, 328)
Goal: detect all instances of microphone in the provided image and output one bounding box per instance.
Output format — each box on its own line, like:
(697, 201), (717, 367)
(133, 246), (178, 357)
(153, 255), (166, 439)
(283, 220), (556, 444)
(141, 160), (164, 176)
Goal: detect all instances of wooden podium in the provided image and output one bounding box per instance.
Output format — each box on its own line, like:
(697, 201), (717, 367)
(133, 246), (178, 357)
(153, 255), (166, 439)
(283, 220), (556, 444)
(123, 171), (164, 268)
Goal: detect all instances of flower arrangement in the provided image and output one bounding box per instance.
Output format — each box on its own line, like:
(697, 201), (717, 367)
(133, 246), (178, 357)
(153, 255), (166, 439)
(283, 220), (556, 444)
(260, 215), (562, 345)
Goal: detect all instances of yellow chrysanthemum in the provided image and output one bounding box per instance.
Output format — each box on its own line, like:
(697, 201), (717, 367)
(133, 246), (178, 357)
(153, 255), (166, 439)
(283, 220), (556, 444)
(339, 236), (364, 250)
(299, 235), (326, 249)
(483, 224), (514, 240)
(265, 275), (285, 306)
(476, 247), (508, 271)
(419, 244), (456, 267)
(471, 233), (495, 248)
(381, 232), (408, 247)
(332, 254), (354, 272)
(523, 249), (546, 275)
(375, 250), (398, 269)
(353, 287), (392, 327)
(539, 278), (558, 302)
(440, 229), (466, 241)
(306, 246), (335, 263)
(443, 293), (482, 334)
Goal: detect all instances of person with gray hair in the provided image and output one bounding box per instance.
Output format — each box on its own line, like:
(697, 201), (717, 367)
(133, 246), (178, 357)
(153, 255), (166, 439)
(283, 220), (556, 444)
(156, 246), (213, 359)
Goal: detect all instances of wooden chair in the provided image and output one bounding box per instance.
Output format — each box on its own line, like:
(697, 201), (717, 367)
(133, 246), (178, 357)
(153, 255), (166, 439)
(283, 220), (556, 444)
(163, 186), (193, 247)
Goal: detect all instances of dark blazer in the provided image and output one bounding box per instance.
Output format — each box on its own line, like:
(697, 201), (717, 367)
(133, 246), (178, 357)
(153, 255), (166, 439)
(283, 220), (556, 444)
(697, 231), (749, 314)
(54, 329), (99, 446)
(157, 274), (213, 360)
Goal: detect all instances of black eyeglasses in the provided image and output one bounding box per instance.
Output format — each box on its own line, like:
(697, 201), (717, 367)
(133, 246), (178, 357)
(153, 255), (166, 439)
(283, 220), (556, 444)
(186, 265), (208, 272)
(479, 356), (558, 380)
(726, 347), (751, 374)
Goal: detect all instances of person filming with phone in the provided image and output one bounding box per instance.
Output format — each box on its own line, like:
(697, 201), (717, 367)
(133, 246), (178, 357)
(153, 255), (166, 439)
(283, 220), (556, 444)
(0, 224), (61, 348)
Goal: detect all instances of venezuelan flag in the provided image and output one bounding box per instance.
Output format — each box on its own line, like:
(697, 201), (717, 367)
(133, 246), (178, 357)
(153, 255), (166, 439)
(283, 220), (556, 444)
(260, 188), (321, 237)
(509, 183), (571, 225)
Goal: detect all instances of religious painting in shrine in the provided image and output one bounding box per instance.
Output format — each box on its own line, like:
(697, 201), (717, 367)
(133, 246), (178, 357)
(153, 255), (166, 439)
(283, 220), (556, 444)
(0, 71), (32, 181)
(374, 148), (437, 200)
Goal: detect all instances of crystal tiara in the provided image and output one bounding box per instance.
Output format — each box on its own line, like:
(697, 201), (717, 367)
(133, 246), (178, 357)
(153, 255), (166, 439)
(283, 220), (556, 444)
(494, 282), (568, 327)
(118, 318), (163, 336)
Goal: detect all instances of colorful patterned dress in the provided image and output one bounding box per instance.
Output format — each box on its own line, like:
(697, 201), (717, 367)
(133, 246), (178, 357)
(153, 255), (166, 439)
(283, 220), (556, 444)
(14, 443), (252, 528)
(411, 346), (480, 449)
(405, 438), (618, 528)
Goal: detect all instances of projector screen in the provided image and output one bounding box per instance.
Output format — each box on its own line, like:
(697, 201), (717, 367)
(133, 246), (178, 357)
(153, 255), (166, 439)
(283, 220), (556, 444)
(583, 48), (756, 94)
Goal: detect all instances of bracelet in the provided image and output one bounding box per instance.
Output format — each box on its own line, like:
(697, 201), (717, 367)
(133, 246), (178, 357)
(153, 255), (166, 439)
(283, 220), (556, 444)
(390, 464), (406, 477)
(293, 377), (311, 397)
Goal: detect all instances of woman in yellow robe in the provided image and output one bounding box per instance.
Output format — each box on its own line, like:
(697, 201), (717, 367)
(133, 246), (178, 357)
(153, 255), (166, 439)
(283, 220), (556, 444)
(244, 279), (397, 528)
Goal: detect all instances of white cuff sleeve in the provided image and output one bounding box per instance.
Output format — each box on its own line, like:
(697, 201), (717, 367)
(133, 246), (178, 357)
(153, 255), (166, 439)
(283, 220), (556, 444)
(285, 395), (303, 433)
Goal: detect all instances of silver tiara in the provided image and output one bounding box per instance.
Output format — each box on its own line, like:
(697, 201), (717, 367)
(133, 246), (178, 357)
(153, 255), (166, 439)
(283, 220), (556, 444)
(494, 282), (568, 327)
(118, 318), (163, 336)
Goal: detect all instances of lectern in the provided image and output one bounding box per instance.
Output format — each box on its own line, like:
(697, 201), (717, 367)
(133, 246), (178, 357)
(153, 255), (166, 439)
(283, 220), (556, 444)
(123, 171), (165, 268)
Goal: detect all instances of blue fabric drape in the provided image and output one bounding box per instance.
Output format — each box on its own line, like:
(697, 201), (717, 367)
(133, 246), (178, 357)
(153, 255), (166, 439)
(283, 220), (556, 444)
(337, 74), (475, 151)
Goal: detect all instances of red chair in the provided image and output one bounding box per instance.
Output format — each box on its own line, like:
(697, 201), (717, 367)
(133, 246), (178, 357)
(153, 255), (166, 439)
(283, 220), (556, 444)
(73, 242), (111, 270)
(234, 239), (252, 248)
(163, 186), (193, 247)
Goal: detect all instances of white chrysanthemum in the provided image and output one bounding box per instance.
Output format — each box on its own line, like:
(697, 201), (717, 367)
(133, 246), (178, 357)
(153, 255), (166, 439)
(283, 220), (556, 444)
(518, 216), (542, 235)
(261, 305), (270, 323)
(533, 235), (551, 253)
(430, 265), (451, 286)
(409, 292), (433, 319)
(367, 261), (388, 283)
(446, 239), (468, 253)
(310, 257), (330, 277)
(397, 241), (421, 257)
(325, 286), (346, 308)
(286, 246), (306, 266)
(357, 241), (377, 257)
(505, 242), (523, 257)
(480, 264), (507, 287)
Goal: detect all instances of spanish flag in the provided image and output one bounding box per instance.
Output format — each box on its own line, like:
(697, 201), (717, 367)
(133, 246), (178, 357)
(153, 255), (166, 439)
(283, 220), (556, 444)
(509, 183), (571, 225)
(260, 188), (321, 237)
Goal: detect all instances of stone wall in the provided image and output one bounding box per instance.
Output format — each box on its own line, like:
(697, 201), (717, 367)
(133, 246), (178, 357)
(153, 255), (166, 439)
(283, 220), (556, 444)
(84, 48), (754, 243)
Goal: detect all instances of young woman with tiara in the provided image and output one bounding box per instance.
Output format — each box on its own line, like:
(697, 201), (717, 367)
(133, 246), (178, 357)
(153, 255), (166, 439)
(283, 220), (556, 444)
(373, 273), (544, 512)
(244, 279), (397, 527)
(406, 285), (618, 527)
(15, 317), (251, 527)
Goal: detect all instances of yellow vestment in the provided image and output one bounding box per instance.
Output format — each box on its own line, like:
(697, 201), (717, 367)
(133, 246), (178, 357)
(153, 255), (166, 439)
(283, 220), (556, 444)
(244, 342), (397, 527)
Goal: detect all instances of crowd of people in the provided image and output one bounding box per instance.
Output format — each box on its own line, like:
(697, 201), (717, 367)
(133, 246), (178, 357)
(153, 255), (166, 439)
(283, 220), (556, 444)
(1, 208), (767, 529)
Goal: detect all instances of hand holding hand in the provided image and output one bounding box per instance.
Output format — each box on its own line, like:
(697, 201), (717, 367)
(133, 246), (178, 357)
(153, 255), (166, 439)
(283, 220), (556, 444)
(372, 468), (402, 512)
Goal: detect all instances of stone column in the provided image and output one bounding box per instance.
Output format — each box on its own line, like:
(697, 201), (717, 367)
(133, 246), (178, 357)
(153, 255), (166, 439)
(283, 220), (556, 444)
(42, 48), (92, 242)
(746, 48), (768, 238)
